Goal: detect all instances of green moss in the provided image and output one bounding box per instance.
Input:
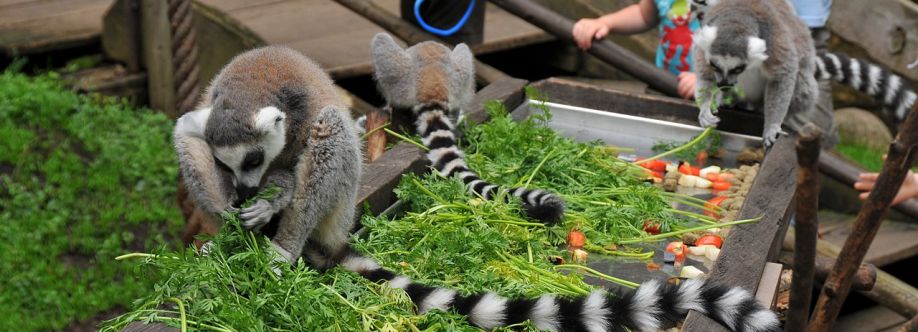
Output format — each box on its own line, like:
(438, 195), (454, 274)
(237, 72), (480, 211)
(0, 71), (183, 331)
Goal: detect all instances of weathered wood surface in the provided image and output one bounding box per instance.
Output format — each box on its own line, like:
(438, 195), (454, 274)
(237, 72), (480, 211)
(0, 0), (114, 55)
(777, 251), (877, 292)
(102, 0), (545, 94)
(785, 229), (918, 319)
(828, 0), (918, 81)
(139, 0), (177, 117)
(787, 124), (822, 332)
(834, 306), (909, 332)
(818, 211), (918, 267)
(683, 136), (798, 332)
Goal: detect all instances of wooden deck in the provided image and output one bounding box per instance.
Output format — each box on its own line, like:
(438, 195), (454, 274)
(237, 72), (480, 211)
(193, 0), (549, 78)
(0, 0), (114, 55)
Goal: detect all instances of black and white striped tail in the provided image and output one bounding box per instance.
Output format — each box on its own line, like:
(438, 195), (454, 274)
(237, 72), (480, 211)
(339, 248), (780, 332)
(413, 102), (565, 225)
(815, 52), (916, 120)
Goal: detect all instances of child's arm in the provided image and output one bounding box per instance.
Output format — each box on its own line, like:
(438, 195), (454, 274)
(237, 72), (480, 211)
(572, 0), (660, 50)
(854, 171), (918, 205)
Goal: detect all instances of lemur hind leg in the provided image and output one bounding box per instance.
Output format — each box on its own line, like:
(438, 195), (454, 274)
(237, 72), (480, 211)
(270, 105), (361, 266)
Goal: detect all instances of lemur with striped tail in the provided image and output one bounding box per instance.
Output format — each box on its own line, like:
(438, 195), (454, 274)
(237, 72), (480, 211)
(348, 32), (779, 332)
(690, 0), (915, 147)
(369, 32), (565, 225)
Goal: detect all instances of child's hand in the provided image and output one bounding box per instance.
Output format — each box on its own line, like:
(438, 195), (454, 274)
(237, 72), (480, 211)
(678, 72), (697, 100)
(572, 18), (610, 50)
(854, 171), (918, 205)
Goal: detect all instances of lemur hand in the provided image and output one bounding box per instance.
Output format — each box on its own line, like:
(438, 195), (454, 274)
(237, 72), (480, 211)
(698, 104), (721, 128)
(572, 18), (609, 50)
(240, 199), (274, 230)
(762, 124), (782, 147)
(269, 241), (296, 276)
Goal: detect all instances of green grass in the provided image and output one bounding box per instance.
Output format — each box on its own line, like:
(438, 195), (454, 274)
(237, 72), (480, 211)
(835, 142), (886, 172)
(0, 71), (183, 331)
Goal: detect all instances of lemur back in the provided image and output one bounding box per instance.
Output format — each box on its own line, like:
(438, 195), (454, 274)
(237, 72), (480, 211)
(691, 0), (915, 146)
(174, 46), (362, 269)
(370, 33), (565, 224)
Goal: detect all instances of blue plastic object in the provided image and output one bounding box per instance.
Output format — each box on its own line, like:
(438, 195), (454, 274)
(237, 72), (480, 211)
(413, 0), (476, 37)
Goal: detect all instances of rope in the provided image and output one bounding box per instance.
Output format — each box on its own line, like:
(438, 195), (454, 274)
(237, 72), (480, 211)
(168, 0), (202, 115)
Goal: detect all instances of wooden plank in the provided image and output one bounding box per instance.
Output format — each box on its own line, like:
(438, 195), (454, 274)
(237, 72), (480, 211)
(683, 135), (798, 332)
(834, 306), (908, 332)
(139, 0), (176, 116)
(0, 0), (113, 54)
(818, 210), (918, 267)
(755, 262), (783, 308)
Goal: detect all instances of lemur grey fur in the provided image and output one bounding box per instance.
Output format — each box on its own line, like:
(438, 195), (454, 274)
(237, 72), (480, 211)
(174, 46), (362, 268)
(691, 0), (915, 146)
(369, 32), (565, 225)
(335, 32), (779, 332)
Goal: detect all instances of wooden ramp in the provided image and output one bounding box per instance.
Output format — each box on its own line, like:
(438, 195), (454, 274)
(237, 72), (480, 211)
(193, 0), (549, 79)
(819, 210), (918, 267)
(0, 0), (114, 55)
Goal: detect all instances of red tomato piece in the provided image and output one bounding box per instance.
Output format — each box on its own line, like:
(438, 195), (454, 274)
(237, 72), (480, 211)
(642, 220), (660, 235)
(712, 181), (732, 191)
(696, 234), (724, 248)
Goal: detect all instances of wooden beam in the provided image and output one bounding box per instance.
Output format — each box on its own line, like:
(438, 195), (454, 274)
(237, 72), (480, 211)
(809, 100), (918, 331)
(777, 252), (877, 292)
(683, 135), (798, 332)
(787, 124), (822, 332)
(331, 0), (511, 85)
(139, 0), (177, 117)
(487, 0), (679, 97)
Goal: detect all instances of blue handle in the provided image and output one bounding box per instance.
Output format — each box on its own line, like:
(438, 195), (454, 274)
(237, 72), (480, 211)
(414, 0), (476, 37)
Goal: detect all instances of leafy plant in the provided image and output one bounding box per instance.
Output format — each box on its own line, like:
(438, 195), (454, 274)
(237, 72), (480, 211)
(0, 71), (183, 331)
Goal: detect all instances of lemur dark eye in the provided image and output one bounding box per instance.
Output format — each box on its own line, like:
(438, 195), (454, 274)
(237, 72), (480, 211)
(241, 150), (264, 172)
(730, 65), (746, 74)
(711, 62), (721, 71)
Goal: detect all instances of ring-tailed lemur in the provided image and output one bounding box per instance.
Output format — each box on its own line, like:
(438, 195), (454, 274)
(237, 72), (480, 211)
(174, 46), (362, 268)
(369, 32), (565, 225)
(690, 0), (915, 147)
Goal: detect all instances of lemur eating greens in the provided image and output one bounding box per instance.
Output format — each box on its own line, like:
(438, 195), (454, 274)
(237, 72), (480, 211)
(355, 32), (780, 332)
(174, 46), (362, 269)
(691, 0), (915, 147)
(370, 32), (566, 225)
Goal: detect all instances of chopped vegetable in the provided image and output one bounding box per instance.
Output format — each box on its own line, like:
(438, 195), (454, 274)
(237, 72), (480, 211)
(666, 241), (688, 262)
(696, 150), (709, 167)
(699, 166), (721, 179)
(567, 229), (586, 248)
(643, 220), (661, 235)
(696, 234), (724, 248)
(679, 163), (701, 176)
(678, 174), (697, 187)
(717, 173), (735, 182)
(638, 159), (667, 172)
(694, 177), (713, 189)
(687, 245), (713, 256)
(680, 265), (706, 279)
(712, 181), (733, 191)
(571, 249), (589, 264)
(705, 246), (721, 261)
(704, 196), (728, 218)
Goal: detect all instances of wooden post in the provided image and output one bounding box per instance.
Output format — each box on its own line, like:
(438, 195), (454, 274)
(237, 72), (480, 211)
(809, 102), (918, 331)
(140, 0), (177, 117)
(331, 0), (511, 85)
(364, 107), (391, 163)
(786, 124), (822, 332)
(487, 0), (680, 97)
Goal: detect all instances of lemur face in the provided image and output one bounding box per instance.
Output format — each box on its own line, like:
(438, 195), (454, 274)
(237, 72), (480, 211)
(208, 106), (287, 201)
(693, 25), (768, 87)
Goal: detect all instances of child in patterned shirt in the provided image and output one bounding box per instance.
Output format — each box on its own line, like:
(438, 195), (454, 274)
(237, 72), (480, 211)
(572, 0), (699, 99)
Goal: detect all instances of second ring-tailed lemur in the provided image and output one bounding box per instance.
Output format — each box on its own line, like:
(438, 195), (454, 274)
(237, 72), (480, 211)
(691, 0), (915, 146)
(369, 32), (565, 225)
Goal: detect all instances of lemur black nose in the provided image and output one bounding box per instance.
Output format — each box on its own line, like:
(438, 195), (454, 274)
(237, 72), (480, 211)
(235, 185), (260, 206)
(717, 82), (733, 88)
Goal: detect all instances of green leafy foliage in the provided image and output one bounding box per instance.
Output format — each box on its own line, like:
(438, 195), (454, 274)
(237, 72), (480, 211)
(0, 71), (183, 331)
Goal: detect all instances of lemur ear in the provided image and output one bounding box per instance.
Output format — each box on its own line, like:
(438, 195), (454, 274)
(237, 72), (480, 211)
(254, 106), (285, 133)
(174, 107), (212, 138)
(450, 43), (475, 80)
(693, 25), (718, 53)
(371, 33), (410, 83)
(747, 37), (769, 63)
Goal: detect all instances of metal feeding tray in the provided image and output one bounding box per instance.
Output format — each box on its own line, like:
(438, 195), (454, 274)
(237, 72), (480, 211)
(506, 95), (764, 290)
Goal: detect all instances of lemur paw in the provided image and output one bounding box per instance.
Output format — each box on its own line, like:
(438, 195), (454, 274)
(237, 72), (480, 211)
(269, 241), (295, 276)
(698, 110), (721, 128)
(240, 199), (273, 230)
(762, 125), (783, 147)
